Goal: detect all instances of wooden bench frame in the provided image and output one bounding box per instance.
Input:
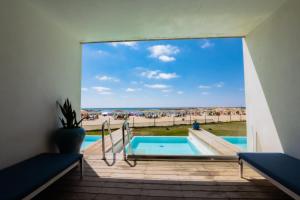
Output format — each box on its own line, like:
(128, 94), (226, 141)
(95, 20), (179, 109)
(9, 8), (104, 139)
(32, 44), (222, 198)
(239, 159), (299, 200)
(22, 157), (84, 200)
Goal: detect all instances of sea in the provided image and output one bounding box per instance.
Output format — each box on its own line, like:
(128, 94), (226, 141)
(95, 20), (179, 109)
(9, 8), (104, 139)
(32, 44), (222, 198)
(81, 107), (245, 113)
(82, 107), (199, 113)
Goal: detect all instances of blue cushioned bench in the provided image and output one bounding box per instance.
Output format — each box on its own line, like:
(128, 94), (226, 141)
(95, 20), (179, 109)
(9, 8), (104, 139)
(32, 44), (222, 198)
(238, 153), (300, 199)
(0, 153), (83, 200)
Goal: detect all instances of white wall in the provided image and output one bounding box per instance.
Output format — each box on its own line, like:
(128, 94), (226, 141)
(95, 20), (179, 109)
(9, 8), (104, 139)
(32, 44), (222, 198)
(0, 0), (81, 169)
(243, 40), (283, 152)
(244, 0), (300, 158)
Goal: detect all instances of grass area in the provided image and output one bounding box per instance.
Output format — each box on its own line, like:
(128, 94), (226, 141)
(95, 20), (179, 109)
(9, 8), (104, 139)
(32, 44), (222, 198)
(133, 125), (190, 136)
(85, 130), (115, 136)
(132, 121), (246, 136)
(202, 121), (246, 136)
(85, 121), (246, 137)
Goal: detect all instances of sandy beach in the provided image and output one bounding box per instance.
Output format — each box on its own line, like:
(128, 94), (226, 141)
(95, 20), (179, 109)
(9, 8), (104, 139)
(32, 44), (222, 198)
(82, 114), (246, 130)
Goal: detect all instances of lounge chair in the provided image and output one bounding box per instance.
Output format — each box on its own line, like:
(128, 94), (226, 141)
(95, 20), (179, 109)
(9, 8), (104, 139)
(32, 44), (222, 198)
(0, 153), (83, 200)
(238, 153), (300, 199)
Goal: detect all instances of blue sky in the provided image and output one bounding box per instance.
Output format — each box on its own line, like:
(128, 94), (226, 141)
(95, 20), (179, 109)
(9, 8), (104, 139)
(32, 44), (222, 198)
(81, 38), (245, 108)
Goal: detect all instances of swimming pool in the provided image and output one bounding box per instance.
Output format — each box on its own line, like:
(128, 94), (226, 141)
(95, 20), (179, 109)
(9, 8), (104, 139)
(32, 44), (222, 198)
(81, 135), (101, 150)
(126, 136), (202, 155)
(222, 136), (247, 151)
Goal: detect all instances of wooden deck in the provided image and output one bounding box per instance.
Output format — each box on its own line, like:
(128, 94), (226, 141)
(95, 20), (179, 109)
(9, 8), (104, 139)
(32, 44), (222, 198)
(83, 128), (124, 156)
(35, 154), (292, 200)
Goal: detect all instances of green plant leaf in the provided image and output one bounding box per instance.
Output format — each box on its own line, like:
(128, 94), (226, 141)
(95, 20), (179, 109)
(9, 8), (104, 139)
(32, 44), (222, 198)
(57, 98), (81, 128)
(59, 117), (66, 128)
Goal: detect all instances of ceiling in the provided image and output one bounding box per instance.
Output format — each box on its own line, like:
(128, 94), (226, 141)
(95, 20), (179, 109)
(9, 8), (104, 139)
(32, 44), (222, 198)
(28, 0), (286, 42)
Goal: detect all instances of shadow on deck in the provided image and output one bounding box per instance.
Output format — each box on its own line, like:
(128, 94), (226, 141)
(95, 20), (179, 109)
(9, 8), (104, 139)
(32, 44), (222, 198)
(34, 155), (292, 200)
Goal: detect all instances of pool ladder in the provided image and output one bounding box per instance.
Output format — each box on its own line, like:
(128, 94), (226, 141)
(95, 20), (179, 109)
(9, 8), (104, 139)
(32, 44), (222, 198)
(122, 120), (133, 160)
(101, 120), (113, 160)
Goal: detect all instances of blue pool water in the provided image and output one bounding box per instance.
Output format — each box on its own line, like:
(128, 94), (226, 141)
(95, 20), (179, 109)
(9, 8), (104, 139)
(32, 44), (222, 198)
(126, 136), (201, 155)
(81, 135), (101, 150)
(222, 136), (247, 151)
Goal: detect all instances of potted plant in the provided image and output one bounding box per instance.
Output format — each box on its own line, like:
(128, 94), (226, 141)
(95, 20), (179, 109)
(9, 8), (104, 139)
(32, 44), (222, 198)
(192, 120), (201, 130)
(55, 99), (86, 153)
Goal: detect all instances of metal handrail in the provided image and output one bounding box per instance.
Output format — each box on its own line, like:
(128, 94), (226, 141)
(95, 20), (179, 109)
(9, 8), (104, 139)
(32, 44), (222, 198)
(122, 120), (132, 160)
(101, 120), (113, 160)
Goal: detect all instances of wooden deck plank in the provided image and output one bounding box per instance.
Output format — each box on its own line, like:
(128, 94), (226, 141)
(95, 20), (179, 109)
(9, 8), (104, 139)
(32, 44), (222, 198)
(83, 128), (124, 156)
(34, 155), (292, 200)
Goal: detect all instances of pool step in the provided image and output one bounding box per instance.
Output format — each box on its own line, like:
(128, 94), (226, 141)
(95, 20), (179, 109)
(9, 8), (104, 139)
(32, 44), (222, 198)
(127, 154), (238, 161)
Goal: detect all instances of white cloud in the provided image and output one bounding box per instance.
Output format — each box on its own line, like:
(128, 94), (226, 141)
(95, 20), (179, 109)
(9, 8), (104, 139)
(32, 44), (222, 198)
(96, 75), (120, 82)
(158, 55), (175, 62)
(141, 70), (159, 79)
(109, 41), (138, 49)
(144, 84), (170, 89)
(88, 49), (109, 58)
(201, 39), (214, 49)
(126, 88), (142, 92)
(81, 87), (88, 92)
(96, 50), (108, 56)
(198, 82), (224, 89)
(92, 86), (112, 95)
(177, 91), (184, 95)
(140, 70), (178, 80)
(148, 45), (180, 62)
(162, 89), (172, 93)
(126, 88), (135, 92)
(158, 72), (178, 79)
(214, 82), (224, 88)
(201, 92), (210, 95)
(198, 85), (211, 89)
(149, 45), (180, 57)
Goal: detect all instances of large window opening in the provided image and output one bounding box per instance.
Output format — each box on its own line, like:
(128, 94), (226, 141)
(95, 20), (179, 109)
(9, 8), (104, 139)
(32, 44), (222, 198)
(80, 38), (246, 158)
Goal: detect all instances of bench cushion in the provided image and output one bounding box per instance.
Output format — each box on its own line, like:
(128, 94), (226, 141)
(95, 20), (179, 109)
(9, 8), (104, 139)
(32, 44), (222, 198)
(238, 153), (300, 196)
(0, 153), (82, 200)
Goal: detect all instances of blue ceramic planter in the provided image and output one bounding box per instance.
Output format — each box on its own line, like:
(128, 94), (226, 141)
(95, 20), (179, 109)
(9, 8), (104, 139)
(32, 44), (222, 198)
(55, 127), (85, 153)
